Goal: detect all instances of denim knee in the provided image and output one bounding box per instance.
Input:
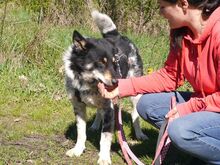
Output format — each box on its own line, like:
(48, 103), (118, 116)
(136, 96), (148, 119)
(168, 119), (195, 149)
(136, 94), (168, 128)
(136, 95), (153, 121)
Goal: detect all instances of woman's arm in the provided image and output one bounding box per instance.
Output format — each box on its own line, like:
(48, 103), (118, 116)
(118, 48), (184, 97)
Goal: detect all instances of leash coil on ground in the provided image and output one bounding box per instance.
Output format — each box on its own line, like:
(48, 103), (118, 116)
(115, 96), (176, 165)
(115, 103), (145, 165)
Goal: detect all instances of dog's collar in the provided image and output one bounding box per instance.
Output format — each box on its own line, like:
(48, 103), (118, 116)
(115, 48), (127, 62)
(114, 48), (127, 77)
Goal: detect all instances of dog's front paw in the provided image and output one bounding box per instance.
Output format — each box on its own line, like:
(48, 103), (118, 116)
(97, 153), (111, 165)
(66, 146), (85, 157)
(97, 158), (111, 165)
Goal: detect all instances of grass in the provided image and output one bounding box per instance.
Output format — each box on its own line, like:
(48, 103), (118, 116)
(0, 4), (196, 165)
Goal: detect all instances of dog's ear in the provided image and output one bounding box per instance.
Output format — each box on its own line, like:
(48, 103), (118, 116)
(72, 30), (89, 51)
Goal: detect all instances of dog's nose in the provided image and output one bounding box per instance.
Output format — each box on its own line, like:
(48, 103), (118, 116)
(112, 79), (118, 85)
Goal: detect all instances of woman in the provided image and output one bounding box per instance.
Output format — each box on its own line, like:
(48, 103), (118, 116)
(98, 0), (220, 164)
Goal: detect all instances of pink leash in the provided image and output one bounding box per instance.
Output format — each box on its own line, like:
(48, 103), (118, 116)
(152, 96), (176, 165)
(115, 104), (145, 165)
(115, 96), (176, 165)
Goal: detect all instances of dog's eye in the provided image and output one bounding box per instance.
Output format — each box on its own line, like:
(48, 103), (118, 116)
(96, 58), (106, 69)
(103, 57), (107, 63)
(102, 57), (107, 64)
(112, 57), (116, 62)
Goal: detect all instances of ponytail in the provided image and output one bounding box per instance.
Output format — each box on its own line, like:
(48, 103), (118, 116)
(202, 0), (220, 16)
(172, 0), (220, 49)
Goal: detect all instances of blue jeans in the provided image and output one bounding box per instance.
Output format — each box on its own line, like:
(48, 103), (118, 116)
(137, 92), (220, 165)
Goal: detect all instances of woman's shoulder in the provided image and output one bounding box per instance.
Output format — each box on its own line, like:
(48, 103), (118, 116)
(212, 20), (220, 37)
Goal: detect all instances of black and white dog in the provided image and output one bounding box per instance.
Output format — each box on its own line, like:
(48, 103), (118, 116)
(63, 10), (147, 165)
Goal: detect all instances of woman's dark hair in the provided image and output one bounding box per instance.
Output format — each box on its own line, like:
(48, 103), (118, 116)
(164, 0), (220, 48)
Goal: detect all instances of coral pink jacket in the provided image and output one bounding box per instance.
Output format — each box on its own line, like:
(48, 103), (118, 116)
(118, 7), (220, 116)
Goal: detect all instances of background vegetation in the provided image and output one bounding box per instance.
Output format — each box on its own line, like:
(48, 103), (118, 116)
(0, 0), (193, 164)
(2, 0), (167, 34)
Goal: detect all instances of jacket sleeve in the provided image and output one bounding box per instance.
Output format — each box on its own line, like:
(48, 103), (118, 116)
(177, 92), (220, 116)
(118, 46), (184, 97)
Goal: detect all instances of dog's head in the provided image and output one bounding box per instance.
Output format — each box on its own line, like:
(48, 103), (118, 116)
(69, 30), (119, 86)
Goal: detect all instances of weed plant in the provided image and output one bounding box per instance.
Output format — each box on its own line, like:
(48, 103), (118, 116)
(0, 4), (192, 165)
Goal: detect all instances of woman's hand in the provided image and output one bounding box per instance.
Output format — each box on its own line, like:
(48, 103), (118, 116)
(165, 106), (179, 121)
(97, 82), (119, 99)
